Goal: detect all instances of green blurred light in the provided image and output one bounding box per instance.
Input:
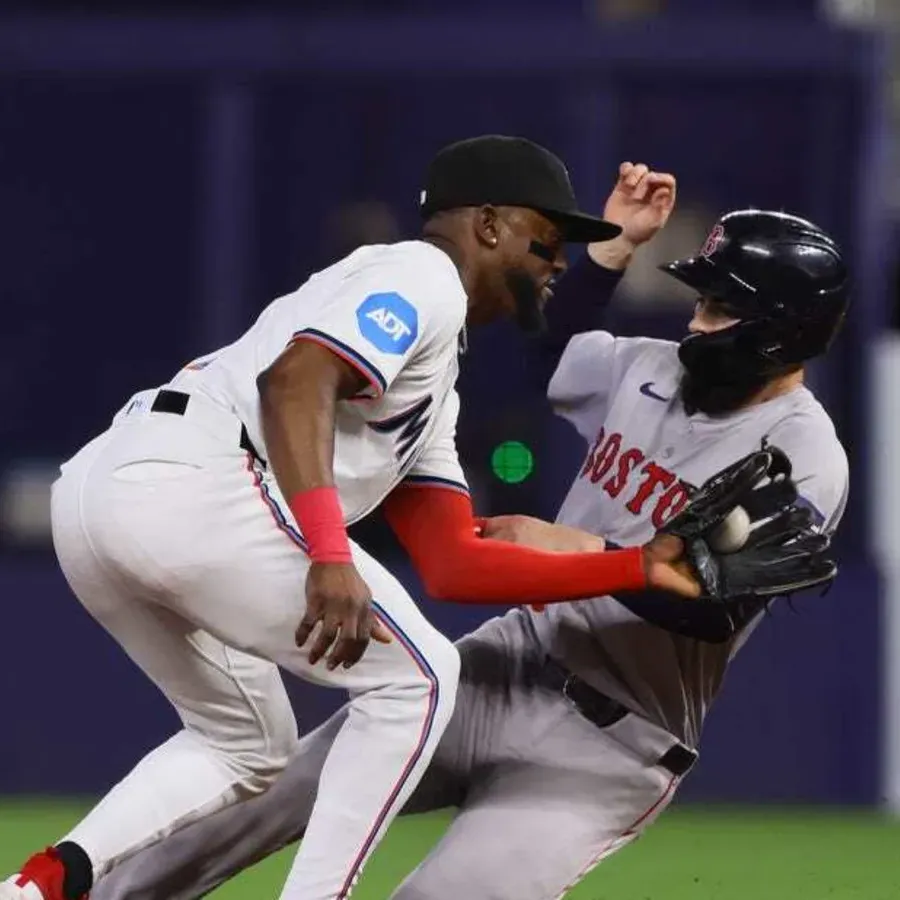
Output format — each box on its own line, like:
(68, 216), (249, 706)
(491, 440), (534, 484)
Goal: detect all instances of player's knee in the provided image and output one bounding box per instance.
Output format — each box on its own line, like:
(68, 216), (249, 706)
(389, 632), (459, 704)
(425, 636), (461, 713)
(436, 636), (461, 688)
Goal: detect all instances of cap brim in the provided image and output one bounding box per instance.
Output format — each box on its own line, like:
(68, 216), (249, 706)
(540, 210), (622, 244)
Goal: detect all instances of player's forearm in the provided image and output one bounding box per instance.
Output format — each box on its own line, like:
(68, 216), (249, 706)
(586, 233), (637, 271)
(384, 485), (648, 604)
(420, 539), (647, 604)
(533, 252), (625, 392)
(258, 342), (368, 562)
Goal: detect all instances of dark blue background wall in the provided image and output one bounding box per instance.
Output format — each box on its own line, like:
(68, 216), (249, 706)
(0, 15), (888, 803)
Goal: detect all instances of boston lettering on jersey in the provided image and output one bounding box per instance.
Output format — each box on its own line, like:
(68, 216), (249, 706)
(580, 426), (693, 529)
(368, 396), (433, 461)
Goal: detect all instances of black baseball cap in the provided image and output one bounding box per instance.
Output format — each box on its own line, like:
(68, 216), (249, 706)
(420, 135), (622, 244)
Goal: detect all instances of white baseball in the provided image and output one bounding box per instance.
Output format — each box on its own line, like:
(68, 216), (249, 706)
(708, 505), (751, 553)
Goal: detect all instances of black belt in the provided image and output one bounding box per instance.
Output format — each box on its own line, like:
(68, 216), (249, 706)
(150, 389), (266, 467)
(545, 659), (697, 778)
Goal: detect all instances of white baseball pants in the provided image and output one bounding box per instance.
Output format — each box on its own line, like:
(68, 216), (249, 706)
(49, 390), (460, 900)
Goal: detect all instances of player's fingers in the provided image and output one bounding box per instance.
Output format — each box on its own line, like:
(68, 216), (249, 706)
(618, 161), (634, 180)
(647, 171), (676, 191)
(335, 607), (389, 670)
(294, 606), (322, 648)
(632, 177), (652, 202)
(329, 623), (368, 670)
(653, 561), (702, 599)
(331, 637), (368, 670)
(651, 175), (677, 209)
(307, 614), (341, 665)
(648, 173), (676, 202)
(372, 619), (393, 645)
(328, 608), (366, 670)
(625, 162), (649, 189)
(651, 187), (672, 209)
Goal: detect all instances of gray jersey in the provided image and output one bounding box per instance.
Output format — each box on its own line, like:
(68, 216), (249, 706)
(526, 330), (849, 747)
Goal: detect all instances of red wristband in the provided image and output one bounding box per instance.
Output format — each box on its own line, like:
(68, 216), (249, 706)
(288, 486), (353, 564)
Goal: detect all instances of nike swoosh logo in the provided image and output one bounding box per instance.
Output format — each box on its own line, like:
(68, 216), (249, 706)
(639, 381), (671, 402)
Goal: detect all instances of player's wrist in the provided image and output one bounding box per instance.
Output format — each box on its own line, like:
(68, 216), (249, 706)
(587, 234), (637, 271)
(289, 486), (353, 564)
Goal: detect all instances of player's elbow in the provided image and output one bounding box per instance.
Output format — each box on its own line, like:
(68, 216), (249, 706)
(416, 561), (465, 603)
(419, 573), (457, 602)
(257, 347), (302, 402)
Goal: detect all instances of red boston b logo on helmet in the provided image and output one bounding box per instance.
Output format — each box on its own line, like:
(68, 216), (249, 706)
(699, 223), (725, 258)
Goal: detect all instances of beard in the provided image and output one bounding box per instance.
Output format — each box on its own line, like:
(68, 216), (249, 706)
(505, 267), (547, 335)
(678, 368), (771, 416)
(677, 326), (778, 416)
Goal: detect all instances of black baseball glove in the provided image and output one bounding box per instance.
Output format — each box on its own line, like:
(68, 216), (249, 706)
(664, 446), (838, 603)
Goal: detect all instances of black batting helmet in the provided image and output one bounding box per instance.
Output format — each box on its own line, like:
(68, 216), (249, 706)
(661, 210), (850, 374)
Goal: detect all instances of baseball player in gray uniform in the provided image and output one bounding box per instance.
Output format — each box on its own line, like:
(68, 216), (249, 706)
(95, 180), (849, 900)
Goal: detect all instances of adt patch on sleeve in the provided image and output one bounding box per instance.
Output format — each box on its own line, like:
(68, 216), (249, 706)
(356, 292), (419, 355)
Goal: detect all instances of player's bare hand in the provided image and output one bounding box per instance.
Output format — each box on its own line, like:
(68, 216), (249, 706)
(481, 515), (605, 553)
(588, 162), (677, 271)
(297, 562), (393, 670)
(641, 533), (702, 599)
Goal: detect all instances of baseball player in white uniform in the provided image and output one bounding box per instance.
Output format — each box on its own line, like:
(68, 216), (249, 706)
(83, 180), (849, 899)
(3, 142), (721, 900)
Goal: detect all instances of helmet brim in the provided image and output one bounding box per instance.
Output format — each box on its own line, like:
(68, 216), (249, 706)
(659, 257), (760, 309)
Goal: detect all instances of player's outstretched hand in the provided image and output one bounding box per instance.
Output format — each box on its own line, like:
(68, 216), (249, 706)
(641, 533), (702, 598)
(297, 562), (393, 670)
(603, 161), (677, 248)
(588, 162), (677, 271)
(646, 445), (838, 604)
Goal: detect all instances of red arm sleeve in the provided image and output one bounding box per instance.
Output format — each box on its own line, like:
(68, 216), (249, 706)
(382, 484), (647, 605)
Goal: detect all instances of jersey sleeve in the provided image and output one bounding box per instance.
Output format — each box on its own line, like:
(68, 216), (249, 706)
(547, 330), (618, 439)
(402, 391), (469, 496)
(765, 415), (849, 533)
(290, 252), (460, 399)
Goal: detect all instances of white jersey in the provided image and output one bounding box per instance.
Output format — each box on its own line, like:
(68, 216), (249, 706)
(528, 330), (849, 747)
(168, 240), (469, 522)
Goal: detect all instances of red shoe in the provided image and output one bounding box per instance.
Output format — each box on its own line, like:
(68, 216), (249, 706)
(0, 847), (86, 900)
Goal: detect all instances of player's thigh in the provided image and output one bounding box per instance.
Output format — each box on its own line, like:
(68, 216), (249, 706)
(74, 586), (296, 774)
(392, 721), (677, 900)
(72, 447), (458, 705)
(53, 475), (297, 772)
(55, 433), (458, 772)
(178, 526), (461, 701)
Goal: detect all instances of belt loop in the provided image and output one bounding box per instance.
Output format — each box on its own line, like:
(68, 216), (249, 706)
(146, 389), (266, 467)
(150, 389), (189, 416)
(240, 424), (266, 468)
